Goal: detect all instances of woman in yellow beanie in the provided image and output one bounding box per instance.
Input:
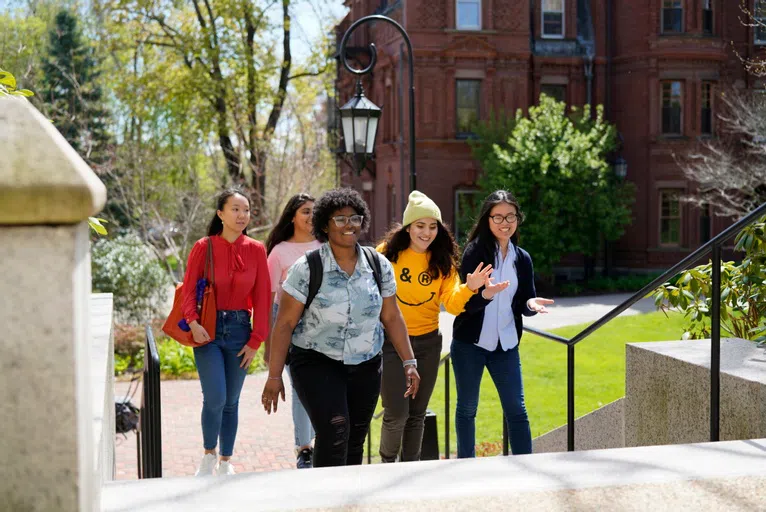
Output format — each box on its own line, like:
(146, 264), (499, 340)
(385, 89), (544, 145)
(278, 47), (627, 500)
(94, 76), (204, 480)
(376, 191), (507, 462)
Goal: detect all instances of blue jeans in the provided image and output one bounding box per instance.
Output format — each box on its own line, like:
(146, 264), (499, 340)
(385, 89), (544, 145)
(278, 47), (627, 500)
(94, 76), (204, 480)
(273, 303), (315, 449)
(193, 310), (251, 457)
(450, 339), (532, 458)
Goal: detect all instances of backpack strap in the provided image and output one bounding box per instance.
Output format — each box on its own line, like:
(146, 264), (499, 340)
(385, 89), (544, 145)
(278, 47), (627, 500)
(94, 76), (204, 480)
(304, 249), (323, 310)
(361, 246), (383, 295)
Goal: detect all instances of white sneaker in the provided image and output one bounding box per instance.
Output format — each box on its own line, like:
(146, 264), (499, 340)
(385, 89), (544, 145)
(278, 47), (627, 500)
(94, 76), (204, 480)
(195, 453), (218, 476)
(217, 460), (236, 476)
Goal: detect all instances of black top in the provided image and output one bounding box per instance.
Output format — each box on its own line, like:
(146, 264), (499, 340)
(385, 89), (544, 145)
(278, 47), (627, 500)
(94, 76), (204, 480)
(452, 238), (538, 345)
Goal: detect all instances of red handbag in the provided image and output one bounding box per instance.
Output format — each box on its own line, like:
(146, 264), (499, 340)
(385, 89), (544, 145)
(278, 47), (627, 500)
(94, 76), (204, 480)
(162, 237), (217, 347)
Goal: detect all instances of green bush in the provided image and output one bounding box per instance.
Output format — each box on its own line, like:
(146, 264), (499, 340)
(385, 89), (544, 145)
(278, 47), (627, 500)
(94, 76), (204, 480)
(655, 215), (766, 342)
(92, 234), (172, 324)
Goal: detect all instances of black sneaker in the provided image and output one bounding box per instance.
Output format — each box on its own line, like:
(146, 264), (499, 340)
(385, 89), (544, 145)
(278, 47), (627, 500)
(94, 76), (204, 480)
(296, 448), (313, 469)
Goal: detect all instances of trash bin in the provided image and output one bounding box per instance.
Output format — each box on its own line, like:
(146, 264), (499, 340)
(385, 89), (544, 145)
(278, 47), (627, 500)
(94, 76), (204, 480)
(421, 410), (439, 460)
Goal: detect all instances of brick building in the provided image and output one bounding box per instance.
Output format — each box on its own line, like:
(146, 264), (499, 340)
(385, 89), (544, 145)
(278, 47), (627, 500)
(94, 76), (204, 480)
(334, 0), (761, 273)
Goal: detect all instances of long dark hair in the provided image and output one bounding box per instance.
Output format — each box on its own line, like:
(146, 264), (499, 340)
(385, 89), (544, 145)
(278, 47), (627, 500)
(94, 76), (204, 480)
(467, 190), (525, 256)
(207, 187), (250, 236)
(380, 220), (459, 280)
(265, 193), (315, 255)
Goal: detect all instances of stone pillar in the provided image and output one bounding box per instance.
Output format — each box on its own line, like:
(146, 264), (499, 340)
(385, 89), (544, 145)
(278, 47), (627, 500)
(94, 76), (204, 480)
(0, 98), (106, 511)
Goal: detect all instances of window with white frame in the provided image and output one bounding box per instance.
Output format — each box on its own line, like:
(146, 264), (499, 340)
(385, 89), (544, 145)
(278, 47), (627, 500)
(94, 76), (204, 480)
(541, 0), (564, 38)
(661, 81), (683, 135)
(456, 79), (481, 137)
(454, 189), (484, 244)
(756, 0), (766, 44)
(659, 190), (683, 246)
(456, 0), (481, 30)
(662, 0), (683, 34)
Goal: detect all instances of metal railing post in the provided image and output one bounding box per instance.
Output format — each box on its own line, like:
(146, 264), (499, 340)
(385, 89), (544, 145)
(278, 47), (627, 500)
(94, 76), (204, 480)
(140, 325), (162, 478)
(444, 356), (450, 459)
(711, 243), (721, 442)
(502, 415), (509, 455)
(568, 343), (575, 452)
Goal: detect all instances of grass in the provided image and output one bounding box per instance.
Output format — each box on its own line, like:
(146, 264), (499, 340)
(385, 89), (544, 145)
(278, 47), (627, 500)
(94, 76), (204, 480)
(363, 310), (689, 461)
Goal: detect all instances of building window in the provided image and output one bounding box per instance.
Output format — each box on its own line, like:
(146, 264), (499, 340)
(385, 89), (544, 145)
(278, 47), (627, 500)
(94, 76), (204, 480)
(662, 0), (683, 34)
(660, 190), (683, 246)
(756, 0), (766, 44)
(456, 0), (481, 30)
(661, 81), (683, 135)
(456, 79), (481, 138)
(701, 82), (713, 135)
(541, 0), (564, 38)
(702, 0), (713, 35)
(454, 189), (483, 243)
(540, 84), (567, 103)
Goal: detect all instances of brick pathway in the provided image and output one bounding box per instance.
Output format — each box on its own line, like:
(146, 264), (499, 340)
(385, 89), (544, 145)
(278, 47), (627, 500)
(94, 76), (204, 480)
(114, 373), (296, 479)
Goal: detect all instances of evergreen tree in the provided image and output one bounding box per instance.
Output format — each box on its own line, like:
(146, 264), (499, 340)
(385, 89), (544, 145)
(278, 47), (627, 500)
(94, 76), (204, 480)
(41, 9), (110, 166)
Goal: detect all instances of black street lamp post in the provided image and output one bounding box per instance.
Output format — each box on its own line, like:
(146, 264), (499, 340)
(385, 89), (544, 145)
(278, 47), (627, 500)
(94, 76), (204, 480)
(338, 14), (417, 193)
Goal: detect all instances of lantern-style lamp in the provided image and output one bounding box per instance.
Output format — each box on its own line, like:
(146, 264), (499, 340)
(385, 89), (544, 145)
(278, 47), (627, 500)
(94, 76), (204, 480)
(613, 156), (628, 180)
(339, 79), (381, 173)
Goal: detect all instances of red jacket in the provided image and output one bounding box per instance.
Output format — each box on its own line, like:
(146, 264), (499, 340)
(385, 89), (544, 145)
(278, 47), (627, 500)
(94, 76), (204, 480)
(181, 234), (271, 349)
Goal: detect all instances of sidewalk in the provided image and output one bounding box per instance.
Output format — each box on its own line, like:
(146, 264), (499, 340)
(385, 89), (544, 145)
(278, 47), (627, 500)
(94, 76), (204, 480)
(114, 373), (296, 479)
(114, 293), (655, 480)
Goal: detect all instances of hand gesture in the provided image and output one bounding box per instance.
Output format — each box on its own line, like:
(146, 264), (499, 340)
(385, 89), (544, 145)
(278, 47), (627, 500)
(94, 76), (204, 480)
(261, 376), (285, 414)
(528, 297), (554, 314)
(404, 366), (421, 399)
(482, 278), (510, 300)
(465, 262), (494, 292)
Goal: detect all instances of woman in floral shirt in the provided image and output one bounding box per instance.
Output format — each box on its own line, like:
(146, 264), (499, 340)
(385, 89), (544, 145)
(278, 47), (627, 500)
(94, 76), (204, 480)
(262, 188), (420, 467)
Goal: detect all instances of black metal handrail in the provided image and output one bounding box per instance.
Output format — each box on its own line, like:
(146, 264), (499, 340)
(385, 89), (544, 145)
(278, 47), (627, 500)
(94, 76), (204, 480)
(138, 325), (162, 478)
(527, 201), (766, 452)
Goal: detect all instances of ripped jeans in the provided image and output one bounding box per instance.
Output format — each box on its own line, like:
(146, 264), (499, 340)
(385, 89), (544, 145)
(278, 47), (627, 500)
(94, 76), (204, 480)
(289, 344), (382, 467)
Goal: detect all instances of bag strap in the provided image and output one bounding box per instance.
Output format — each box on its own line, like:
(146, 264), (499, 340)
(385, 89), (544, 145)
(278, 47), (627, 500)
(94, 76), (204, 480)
(304, 249), (323, 311)
(205, 236), (215, 284)
(361, 246), (383, 295)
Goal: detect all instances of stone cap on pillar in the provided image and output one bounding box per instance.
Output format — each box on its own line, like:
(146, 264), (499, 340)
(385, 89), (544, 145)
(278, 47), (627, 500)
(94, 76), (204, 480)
(0, 97), (107, 225)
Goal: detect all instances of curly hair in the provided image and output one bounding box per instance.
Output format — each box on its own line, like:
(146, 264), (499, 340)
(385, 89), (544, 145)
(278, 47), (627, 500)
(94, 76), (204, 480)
(312, 188), (371, 243)
(266, 193), (315, 255)
(380, 221), (458, 279)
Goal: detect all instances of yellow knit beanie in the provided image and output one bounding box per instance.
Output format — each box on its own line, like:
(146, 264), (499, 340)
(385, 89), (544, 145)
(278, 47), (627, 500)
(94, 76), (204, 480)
(402, 191), (442, 226)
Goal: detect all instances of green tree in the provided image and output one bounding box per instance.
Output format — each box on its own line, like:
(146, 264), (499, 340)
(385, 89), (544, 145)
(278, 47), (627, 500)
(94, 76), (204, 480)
(472, 95), (635, 277)
(40, 9), (111, 166)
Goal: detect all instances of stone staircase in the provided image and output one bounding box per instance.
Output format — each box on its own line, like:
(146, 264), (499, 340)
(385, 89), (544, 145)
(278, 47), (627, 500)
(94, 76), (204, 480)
(102, 438), (766, 511)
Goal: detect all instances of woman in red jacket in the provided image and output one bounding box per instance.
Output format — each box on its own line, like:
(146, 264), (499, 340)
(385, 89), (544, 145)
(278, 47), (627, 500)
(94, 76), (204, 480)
(181, 188), (271, 477)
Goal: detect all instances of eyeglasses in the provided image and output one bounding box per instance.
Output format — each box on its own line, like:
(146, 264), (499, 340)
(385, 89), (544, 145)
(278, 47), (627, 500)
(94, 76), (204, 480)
(490, 213), (522, 225)
(332, 215), (364, 227)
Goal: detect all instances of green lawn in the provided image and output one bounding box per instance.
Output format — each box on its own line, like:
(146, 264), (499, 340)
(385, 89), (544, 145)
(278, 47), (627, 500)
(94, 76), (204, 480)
(364, 310), (688, 461)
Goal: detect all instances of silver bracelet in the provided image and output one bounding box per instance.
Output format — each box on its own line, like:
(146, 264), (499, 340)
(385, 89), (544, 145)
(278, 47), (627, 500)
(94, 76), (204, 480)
(402, 359), (417, 368)
(268, 376), (282, 381)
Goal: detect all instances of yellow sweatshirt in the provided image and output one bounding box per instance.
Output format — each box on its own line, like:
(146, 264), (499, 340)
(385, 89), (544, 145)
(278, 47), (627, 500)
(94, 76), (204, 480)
(377, 244), (476, 336)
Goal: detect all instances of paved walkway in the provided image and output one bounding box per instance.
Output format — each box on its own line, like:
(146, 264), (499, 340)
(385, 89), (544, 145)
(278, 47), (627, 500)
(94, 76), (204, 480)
(114, 293), (655, 480)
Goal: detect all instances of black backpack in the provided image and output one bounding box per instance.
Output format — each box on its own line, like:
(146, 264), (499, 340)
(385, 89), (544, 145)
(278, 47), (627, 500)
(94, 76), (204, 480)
(304, 245), (383, 311)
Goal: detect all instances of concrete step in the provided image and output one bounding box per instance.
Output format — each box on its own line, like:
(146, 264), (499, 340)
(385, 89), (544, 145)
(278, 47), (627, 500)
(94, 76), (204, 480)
(102, 438), (766, 511)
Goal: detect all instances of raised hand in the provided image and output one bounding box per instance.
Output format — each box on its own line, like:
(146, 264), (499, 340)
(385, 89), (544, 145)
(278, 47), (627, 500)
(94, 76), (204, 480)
(481, 277), (510, 299)
(465, 262), (494, 292)
(527, 297), (554, 314)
